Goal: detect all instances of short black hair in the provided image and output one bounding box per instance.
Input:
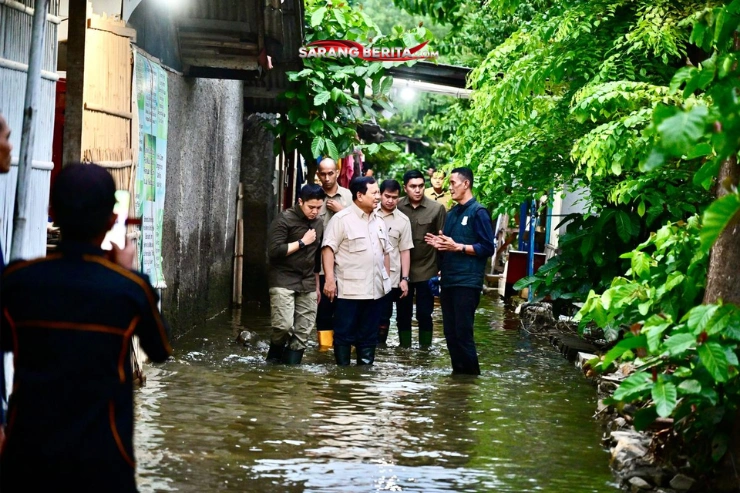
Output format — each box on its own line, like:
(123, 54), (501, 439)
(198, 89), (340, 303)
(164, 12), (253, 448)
(299, 184), (326, 202)
(349, 176), (377, 200)
(402, 169), (424, 185)
(451, 167), (474, 186)
(380, 179), (401, 194)
(432, 170), (446, 177)
(51, 163), (116, 241)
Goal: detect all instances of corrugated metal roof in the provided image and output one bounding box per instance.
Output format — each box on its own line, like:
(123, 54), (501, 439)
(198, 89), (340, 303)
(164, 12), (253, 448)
(172, 0), (304, 83)
(387, 62), (471, 89)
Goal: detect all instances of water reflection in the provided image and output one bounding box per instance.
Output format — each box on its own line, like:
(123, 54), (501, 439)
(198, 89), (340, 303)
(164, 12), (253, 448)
(135, 297), (618, 492)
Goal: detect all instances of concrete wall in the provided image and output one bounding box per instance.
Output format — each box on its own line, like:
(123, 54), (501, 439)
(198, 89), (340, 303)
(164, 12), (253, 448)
(161, 75), (244, 339)
(240, 114), (279, 308)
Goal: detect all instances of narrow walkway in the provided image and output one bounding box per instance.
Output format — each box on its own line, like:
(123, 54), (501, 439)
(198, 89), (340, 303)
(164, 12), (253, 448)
(134, 297), (618, 492)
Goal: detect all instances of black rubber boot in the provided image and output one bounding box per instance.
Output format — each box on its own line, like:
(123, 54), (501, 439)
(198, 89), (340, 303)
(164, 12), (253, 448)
(378, 326), (389, 345)
(266, 342), (285, 363)
(356, 346), (376, 366)
(281, 347), (305, 365)
(334, 345), (352, 366)
(419, 330), (433, 349)
(398, 331), (412, 348)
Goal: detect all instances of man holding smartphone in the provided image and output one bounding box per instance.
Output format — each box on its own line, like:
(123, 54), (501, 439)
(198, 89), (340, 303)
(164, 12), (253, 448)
(1, 163), (171, 492)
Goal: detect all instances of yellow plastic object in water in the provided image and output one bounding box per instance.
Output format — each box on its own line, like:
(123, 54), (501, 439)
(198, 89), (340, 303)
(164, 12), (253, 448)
(317, 330), (334, 351)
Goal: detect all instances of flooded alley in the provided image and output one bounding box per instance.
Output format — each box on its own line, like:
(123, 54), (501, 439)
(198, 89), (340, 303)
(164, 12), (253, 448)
(134, 297), (619, 492)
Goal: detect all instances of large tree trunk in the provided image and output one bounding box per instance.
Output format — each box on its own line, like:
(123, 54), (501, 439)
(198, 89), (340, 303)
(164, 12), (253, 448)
(708, 156), (740, 492)
(705, 157), (740, 306)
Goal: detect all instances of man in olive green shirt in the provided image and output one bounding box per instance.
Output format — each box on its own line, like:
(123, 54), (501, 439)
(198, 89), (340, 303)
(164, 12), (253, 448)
(396, 169), (446, 348)
(425, 170), (452, 211)
(266, 184), (325, 364)
(317, 158), (353, 230)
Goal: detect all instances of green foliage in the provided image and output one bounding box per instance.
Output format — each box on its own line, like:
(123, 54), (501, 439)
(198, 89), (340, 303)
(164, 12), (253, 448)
(572, 0), (740, 469)
(576, 218), (740, 461)
(518, 207), (644, 309)
(516, 173), (710, 313)
(357, 0), (449, 50)
(269, 0), (431, 165)
(374, 149), (426, 184)
(393, 0), (737, 470)
(577, 218), (708, 332)
(367, 92), (461, 175)
(459, 0), (708, 216)
(391, 0), (740, 473)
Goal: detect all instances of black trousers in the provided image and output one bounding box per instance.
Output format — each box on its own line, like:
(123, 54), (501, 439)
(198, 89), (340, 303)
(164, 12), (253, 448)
(440, 286), (481, 375)
(379, 287), (402, 328)
(316, 275), (335, 331)
(333, 298), (382, 347)
(396, 281), (434, 335)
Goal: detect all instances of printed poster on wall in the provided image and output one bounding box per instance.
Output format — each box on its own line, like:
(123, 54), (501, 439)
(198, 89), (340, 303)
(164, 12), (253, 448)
(134, 52), (168, 289)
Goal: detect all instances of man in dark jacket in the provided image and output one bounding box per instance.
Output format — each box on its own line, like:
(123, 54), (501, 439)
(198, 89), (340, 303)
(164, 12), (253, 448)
(425, 167), (495, 375)
(0, 163), (172, 492)
(266, 184), (326, 364)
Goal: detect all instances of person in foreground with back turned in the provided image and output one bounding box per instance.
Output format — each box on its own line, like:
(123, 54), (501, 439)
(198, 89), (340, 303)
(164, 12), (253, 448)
(322, 176), (391, 366)
(425, 167), (495, 375)
(0, 163), (172, 492)
(266, 184), (325, 364)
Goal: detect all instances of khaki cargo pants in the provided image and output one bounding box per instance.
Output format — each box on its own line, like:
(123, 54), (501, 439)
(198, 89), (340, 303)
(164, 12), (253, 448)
(269, 287), (318, 350)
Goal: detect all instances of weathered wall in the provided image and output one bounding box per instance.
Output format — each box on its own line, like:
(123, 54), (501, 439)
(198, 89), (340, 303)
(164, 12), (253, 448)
(241, 114), (279, 308)
(161, 75), (244, 339)
(127, 1), (182, 71)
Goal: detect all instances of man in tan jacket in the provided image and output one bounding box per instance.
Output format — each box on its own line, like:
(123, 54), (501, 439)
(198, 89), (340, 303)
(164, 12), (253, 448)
(322, 176), (391, 366)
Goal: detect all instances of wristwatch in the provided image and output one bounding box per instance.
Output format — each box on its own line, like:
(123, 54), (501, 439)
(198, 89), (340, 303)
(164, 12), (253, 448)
(401, 276), (410, 282)
(298, 239), (306, 249)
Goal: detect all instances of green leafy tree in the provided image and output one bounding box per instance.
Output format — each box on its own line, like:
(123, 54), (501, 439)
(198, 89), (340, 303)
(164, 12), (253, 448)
(357, 0), (449, 49)
(574, 2), (740, 483)
(269, 0), (427, 178)
(464, 0), (712, 319)
(393, 0), (740, 483)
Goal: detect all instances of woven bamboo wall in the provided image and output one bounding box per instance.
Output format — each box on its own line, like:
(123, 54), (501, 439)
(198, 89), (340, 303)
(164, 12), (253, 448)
(0, 0), (60, 262)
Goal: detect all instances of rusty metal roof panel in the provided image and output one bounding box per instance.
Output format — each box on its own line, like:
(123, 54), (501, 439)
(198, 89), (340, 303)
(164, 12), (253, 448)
(173, 0), (304, 83)
(180, 0), (257, 23)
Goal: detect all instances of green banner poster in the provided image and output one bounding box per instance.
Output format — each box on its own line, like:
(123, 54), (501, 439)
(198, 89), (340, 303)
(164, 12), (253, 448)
(134, 51), (168, 288)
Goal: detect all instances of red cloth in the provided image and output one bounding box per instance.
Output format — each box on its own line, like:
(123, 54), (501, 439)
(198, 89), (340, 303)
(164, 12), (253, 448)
(338, 156), (354, 188)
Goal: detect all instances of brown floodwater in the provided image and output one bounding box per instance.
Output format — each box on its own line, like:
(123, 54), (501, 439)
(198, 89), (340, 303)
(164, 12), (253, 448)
(134, 296), (619, 492)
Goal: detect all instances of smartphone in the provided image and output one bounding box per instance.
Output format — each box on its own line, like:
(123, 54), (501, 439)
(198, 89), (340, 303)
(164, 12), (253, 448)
(101, 190), (130, 251)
